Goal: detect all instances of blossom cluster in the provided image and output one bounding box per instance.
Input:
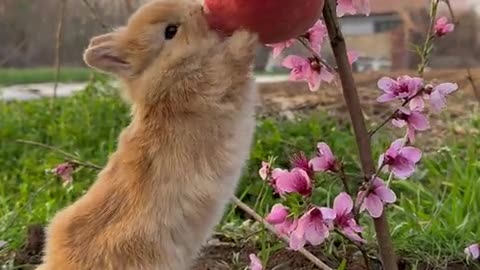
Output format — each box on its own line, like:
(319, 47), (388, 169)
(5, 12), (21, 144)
(257, 16), (459, 258)
(247, 1), (470, 269)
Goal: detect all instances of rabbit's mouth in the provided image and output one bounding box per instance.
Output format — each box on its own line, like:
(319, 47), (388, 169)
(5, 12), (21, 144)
(103, 55), (129, 66)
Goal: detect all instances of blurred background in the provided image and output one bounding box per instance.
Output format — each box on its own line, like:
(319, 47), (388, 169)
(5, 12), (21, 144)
(1, 0), (479, 72)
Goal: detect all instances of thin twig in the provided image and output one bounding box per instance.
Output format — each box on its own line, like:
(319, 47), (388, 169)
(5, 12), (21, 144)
(443, 0), (457, 24)
(66, 159), (102, 170)
(81, 0), (112, 31)
(418, 0), (440, 76)
(0, 40), (27, 66)
(467, 68), (480, 103)
(322, 0), (398, 269)
(52, 0), (68, 103)
(15, 140), (102, 170)
(297, 37), (336, 73)
(231, 197), (334, 270)
(368, 89), (423, 137)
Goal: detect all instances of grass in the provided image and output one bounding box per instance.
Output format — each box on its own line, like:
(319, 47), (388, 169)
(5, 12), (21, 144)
(0, 68), (285, 87)
(0, 80), (479, 269)
(0, 67), (108, 86)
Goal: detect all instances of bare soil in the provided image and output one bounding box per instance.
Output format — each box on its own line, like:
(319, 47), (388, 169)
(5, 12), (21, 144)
(257, 69), (480, 151)
(12, 225), (470, 270)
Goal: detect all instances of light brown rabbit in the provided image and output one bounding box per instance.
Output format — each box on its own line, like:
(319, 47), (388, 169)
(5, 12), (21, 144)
(36, 0), (258, 269)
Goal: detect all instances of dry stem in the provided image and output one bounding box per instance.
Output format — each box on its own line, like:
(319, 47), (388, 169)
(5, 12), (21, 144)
(81, 0), (112, 31)
(52, 0), (67, 103)
(231, 197), (334, 270)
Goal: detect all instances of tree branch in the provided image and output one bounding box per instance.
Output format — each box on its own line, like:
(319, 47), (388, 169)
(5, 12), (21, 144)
(322, 1), (398, 269)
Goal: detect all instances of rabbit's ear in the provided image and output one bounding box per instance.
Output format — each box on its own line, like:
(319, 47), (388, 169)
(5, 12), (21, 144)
(83, 30), (132, 77)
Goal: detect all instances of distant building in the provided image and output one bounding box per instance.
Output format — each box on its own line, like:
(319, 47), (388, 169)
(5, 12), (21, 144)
(339, 0), (427, 71)
(258, 0), (477, 72)
(340, 0), (475, 71)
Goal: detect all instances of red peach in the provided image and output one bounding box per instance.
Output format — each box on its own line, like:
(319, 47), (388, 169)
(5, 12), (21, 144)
(204, 0), (325, 44)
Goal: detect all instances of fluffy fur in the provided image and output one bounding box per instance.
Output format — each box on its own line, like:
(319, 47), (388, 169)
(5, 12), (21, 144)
(37, 0), (258, 269)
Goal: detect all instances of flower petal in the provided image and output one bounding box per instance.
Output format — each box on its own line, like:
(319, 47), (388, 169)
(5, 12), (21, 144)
(308, 71), (322, 91)
(365, 194), (384, 218)
(377, 93), (397, 103)
(265, 204), (289, 225)
(320, 207), (336, 220)
(375, 186), (397, 203)
(409, 111), (430, 131)
(465, 244), (480, 260)
(435, 83), (458, 95)
(304, 222), (329, 246)
(333, 192), (354, 216)
(309, 157), (330, 172)
(400, 147), (422, 163)
(317, 143), (335, 161)
(392, 118), (407, 128)
(289, 217), (307, 250)
(348, 50), (359, 65)
(342, 227), (366, 243)
(282, 55), (307, 69)
(249, 254), (263, 270)
(409, 96), (425, 111)
(377, 77), (397, 93)
(429, 90), (447, 112)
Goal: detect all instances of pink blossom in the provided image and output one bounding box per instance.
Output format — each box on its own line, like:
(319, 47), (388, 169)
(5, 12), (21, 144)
(337, 0), (371, 17)
(274, 168), (312, 197)
(378, 139), (422, 179)
(333, 193), (365, 243)
(259, 161), (271, 181)
(249, 254), (263, 270)
(282, 55), (334, 91)
(290, 152), (314, 177)
(265, 204), (298, 237)
(309, 143), (337, 172)
(357, 178), (397, 218)
(465, 244), (480, 260)
(434, 17), (455, 37)
(392, 108), (430, 143)
(289, 207), (336, 250)
(377, 76), (424, 106)
(266, 39), (295, 58)
(50, 162), (75, 186)
(271, 168), (287, 189)
(276, 218), (298, 237)
(429, 83), (458, 112)
(266, 204), (289, 224)
(305, 20), (328, 52)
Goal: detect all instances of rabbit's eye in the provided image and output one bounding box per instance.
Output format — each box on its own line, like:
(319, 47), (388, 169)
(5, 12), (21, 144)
(164, 24), (178, 40)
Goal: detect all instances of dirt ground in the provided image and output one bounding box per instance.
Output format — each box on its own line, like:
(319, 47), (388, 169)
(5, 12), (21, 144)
(10, 69), (480, 270)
